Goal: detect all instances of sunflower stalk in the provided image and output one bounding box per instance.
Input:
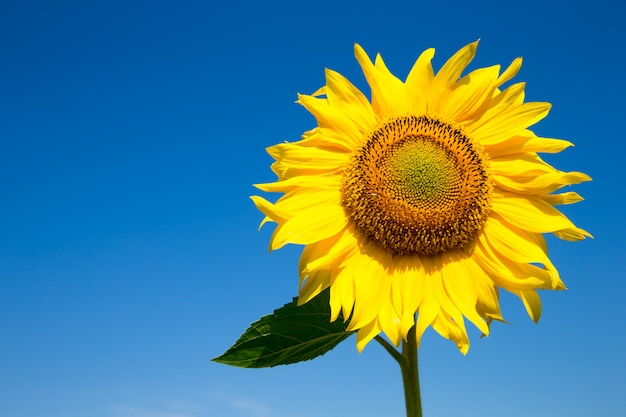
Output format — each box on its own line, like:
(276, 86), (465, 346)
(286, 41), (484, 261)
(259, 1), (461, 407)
(400, 324), (422, 417)
(376, 324), (422, 417)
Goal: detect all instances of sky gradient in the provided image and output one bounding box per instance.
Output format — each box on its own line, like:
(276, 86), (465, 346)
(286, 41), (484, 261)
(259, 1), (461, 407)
(1, 1), (625, 416)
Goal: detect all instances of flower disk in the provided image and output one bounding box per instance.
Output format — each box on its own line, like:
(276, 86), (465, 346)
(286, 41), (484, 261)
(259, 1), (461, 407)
(342, 116), (492, 256)
(252, 41), (591, 354)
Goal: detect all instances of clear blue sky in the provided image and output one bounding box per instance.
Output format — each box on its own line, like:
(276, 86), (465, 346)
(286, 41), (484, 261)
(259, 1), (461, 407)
(1, 1), (624, 416)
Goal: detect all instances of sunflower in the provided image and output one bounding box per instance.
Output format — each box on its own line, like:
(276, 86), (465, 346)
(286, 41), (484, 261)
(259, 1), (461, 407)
(251, 41), (590, 354)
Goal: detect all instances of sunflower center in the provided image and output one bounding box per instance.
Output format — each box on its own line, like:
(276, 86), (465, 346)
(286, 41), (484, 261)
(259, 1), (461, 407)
(341, 116), (492, 256)
(383, 138), (462, 206)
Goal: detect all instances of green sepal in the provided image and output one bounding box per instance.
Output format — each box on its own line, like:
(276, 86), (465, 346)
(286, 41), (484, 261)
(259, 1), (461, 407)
(212, 288), (353, 368)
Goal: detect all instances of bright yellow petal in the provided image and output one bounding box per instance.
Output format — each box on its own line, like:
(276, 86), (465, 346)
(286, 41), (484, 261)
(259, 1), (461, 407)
(464, 82), (526, 138)
(267, 142), (349, 179)
(311, 86), (326, 97)
(255, 173), (341, 193)
(491, 191), (592, 240)
(494, 171), (591, 194)
(539, 191), (584, 205)
(435, 41), (479, 86)
(513, 289), (542, 323)
(428, 41), (478, 114)
(483, 215), (563, 289)
(328, 264), (351, 322)
(473, 233), (551, 291)
(414, 271), (438, 346)
(378, 299), (402, 346)
(491, 153), (591, 194)
(496, 56), (522, 87)
(297, 127), (359, 152)
(324, 68), (377, 135)
(486, 134), (574, 158)
(264, 189), (347, 250)
(553, 228), (594, 241)
(297, 93), (364, 144)
(430, 259), (466, 335)
(250, 195), (290, 226)
(374, 53), (410, 115)
(355, 319), (382, 352)
(431, 312), (470, 354)
(390, 256), (424, 337)
(299, 230), (357, 278)
(470, 257), (503, 323)
(354, 43), (407, 118)
(298, 228), (345, 278)
(405, 47), (435, 114)
(470, 101), (552, 144)
(298, 269), (331, 306)
(442, 254), (490, 335)
(440, 65), (501, 122)
(347, 244), (393, 331)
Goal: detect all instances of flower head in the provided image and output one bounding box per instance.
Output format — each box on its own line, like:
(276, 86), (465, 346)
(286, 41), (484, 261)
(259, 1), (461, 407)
(252, 42), (590, 353)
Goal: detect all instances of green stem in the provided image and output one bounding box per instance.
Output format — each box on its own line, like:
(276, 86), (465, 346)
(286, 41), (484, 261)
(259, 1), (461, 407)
(400, 324), (422, 417)
(374, 335), (404, 364)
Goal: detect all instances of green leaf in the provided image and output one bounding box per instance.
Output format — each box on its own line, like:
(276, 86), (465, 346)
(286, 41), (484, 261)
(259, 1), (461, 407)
(212, 288), (353, 368)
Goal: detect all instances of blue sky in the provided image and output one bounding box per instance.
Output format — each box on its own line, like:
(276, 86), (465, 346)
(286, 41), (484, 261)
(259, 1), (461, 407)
(1, 1), (624, 416)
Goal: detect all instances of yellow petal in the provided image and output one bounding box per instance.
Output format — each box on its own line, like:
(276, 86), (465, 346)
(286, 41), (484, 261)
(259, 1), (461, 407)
(354, 43), (407, 118)
(347, 245), (392, 331)
(298, 270), (331, 306)
(483, 215), (562, 288)
(494, 171), (591, 194)
(355, 320), (382, 352)
(442, 254), (490, 335)
(513, 289), (542, 323)
(473, 234), (551, 290)
(297, 127), (359, 152)
(553, 228), (594, 241)
(415, 270), (439, 346)
(440, 65), (501, 122)
(428, 41), (478, 114)
(329, 263), (352, 322)
(267, 189), (347, 250)
(405, 47), (435, 114)
(378, 300), (402, 346)
(471, 101), (552, 144)
(325, 68), (377, 135)
(430, 259), (466, 334)
(311, 86), (326, 97)
(490, 152), (558, 176)
(297, 93), (363, 144)
(298, 228), (344, 278)
(391, 256), (424, 337)
(471, 259), (503, 323)
(255, 173), (341, 193)
(464, 82), (526, 138)
(300, 226), (359, 277)
(433, 41), (478, 87)
(491, 153), (591, 194)
(431, 312), (470, 354)
(250, 195), (291, 226)
(496, 56), (522, 87)
(491, 191), (592, 239)
(267, 142), (349, 179)
(486, 135), (574, 158)
(539, 191), (584, 205)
